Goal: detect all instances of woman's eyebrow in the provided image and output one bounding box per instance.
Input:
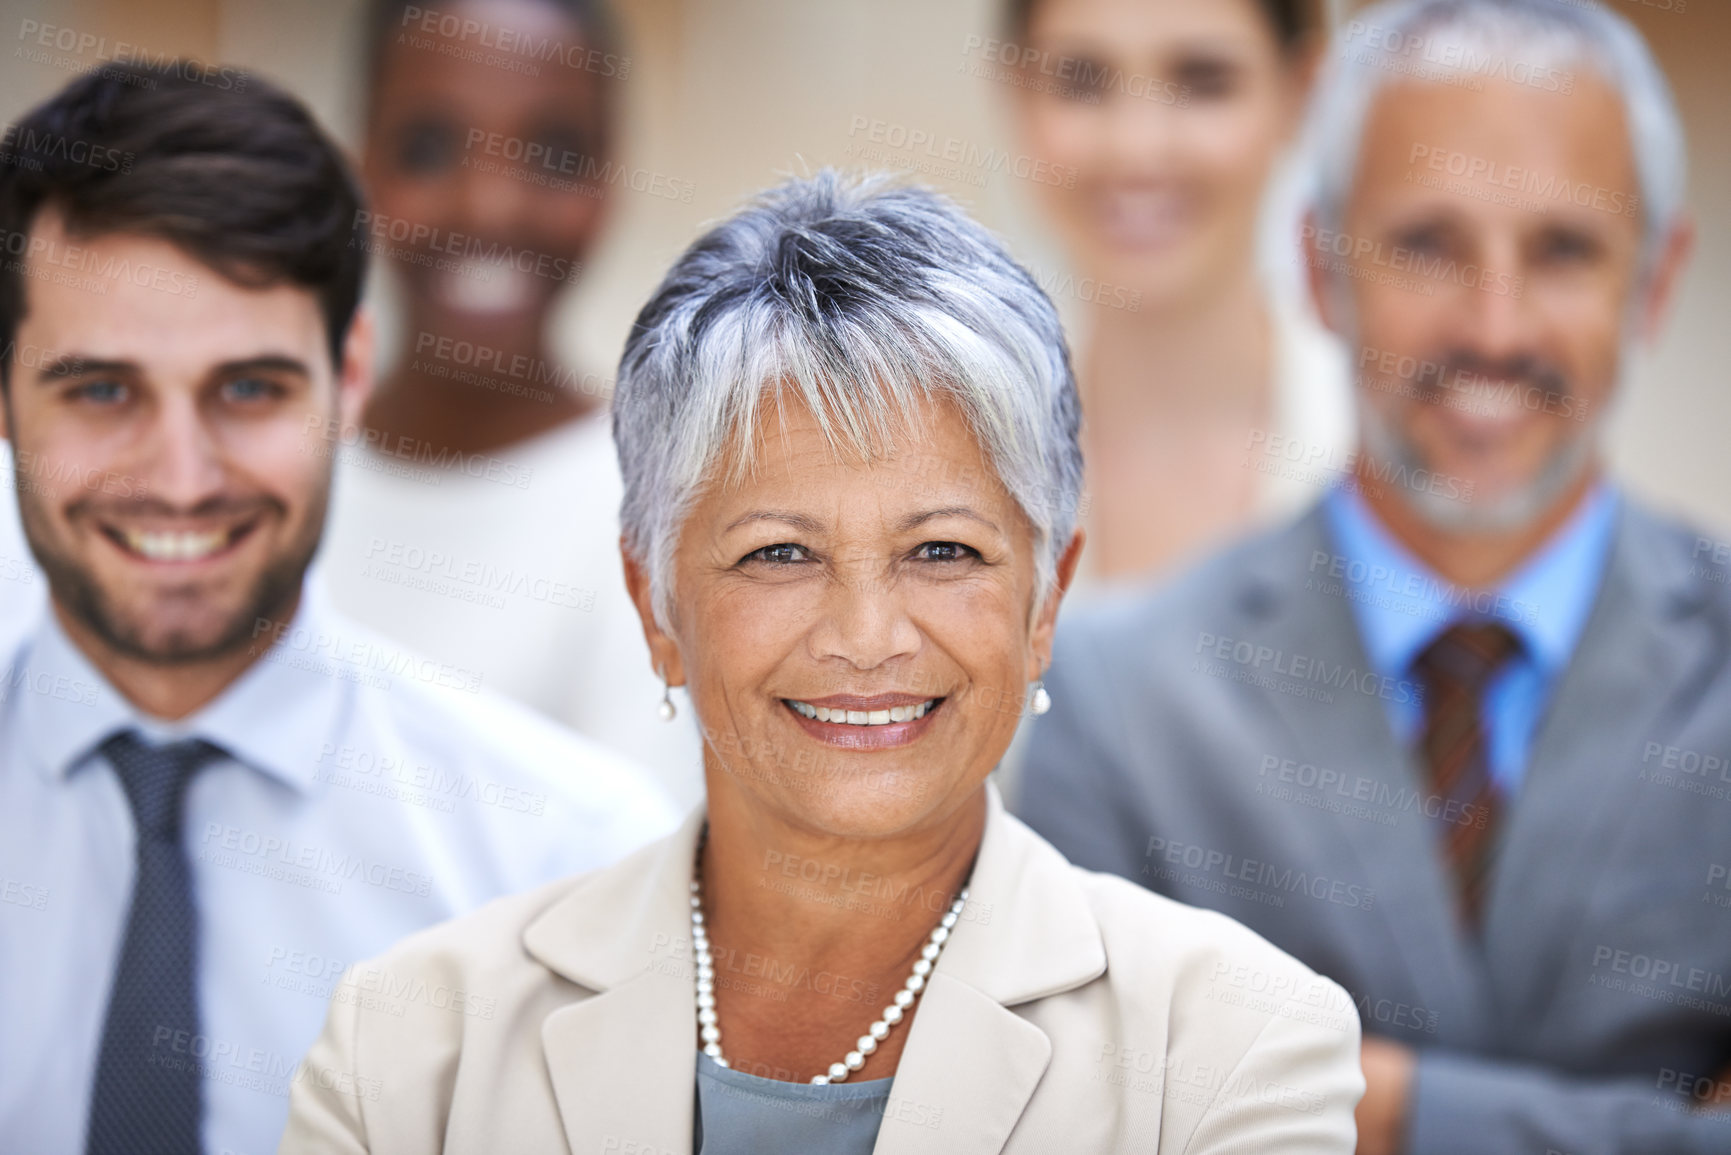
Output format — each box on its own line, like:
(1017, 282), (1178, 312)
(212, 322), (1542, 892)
(722, 510), (827, 535)
(898, 506), (1000, 534)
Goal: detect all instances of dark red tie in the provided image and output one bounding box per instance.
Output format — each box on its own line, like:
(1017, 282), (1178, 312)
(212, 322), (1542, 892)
(1411, 621), (1523, 931)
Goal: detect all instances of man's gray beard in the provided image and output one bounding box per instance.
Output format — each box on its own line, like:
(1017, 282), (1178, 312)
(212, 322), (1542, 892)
(1357, 399), (1596, 535)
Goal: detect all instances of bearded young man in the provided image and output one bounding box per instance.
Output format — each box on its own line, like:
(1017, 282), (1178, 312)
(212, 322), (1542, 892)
(0, 64), (674, 1155)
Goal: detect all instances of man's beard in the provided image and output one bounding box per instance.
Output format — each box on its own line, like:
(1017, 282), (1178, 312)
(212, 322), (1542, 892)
(17, 479), (329, 666)
(1356, 347), (1600, 535)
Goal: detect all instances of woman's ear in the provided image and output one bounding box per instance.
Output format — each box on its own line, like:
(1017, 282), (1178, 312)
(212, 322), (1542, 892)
(621, 541), (686, 687)
(1028, 527), (1085, 680)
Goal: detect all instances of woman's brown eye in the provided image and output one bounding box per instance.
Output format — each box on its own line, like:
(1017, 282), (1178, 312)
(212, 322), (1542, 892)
(396, 120), (458, 175)
(1173, 57), (1239, 100)
(747, 544), (809, 565)
(918, 542), (977, 562)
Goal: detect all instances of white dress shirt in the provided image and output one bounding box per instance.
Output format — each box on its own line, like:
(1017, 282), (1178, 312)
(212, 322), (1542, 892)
(315, 410), (706, 809)
(0, 441), (48, 655)
(0, 582), (679, 1155)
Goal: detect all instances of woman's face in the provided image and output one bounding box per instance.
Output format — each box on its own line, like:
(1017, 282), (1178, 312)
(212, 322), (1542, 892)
(639, 392), (1079, 840)
(1013, 0), (1305, 307)
(363, 0), (609, 346)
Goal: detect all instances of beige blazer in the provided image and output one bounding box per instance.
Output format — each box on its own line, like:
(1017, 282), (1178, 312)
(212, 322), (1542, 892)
(279, 785), (1363, 1153)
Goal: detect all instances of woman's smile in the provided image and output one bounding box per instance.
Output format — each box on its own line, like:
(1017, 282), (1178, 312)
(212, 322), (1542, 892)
(781, 693), (946, 750)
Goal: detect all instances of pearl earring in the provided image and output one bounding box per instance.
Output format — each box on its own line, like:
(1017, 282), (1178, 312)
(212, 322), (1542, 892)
(658, 671), (677, 722)
(1029, 681), (1051, 716)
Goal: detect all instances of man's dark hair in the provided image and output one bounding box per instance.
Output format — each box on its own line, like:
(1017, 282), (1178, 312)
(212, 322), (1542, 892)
(0, 62), (367, 388)
(1006, 0), (1317, 53)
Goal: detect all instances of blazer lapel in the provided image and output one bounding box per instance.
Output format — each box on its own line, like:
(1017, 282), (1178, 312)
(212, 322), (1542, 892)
(1233, 509), (1490, 1039)
(871, 973), (1052, 1155)
(526, 805), (708, 1155)
(875, 786), (1102, 1154)
(542, 971), (698, 1155)
(523, 791), (1102, 1155)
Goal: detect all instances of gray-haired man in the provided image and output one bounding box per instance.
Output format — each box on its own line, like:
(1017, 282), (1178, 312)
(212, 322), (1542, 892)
(1018, 1), (1731, 1152)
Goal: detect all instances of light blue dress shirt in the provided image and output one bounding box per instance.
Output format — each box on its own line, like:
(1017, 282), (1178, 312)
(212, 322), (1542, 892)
(0, 582), (679, 1155)
(1321, 483), (1618, 793)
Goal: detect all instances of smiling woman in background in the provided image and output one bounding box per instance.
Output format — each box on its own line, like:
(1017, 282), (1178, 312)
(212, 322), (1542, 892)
(316, 0), (703, 803)
(1008, 0), (1354, 586)
(280, 171), (1361, 1154)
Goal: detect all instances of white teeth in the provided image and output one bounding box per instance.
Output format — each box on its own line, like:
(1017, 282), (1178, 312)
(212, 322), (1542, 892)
(786, 699), (937, 726)
(440, 259), (536, 315)
(121, 528), (230, 562)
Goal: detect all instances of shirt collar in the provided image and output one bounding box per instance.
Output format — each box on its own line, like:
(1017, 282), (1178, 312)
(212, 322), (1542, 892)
(1322, 481), (1619, 679)
(16, 579), (350, 795)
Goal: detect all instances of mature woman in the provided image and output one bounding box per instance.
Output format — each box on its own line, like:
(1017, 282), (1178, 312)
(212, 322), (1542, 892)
(1007, 0), (1355, 586)
(279, 172), (1361, 1153)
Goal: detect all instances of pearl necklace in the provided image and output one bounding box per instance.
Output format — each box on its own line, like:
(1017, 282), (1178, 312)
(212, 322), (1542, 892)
(688, 839), (970, 1086)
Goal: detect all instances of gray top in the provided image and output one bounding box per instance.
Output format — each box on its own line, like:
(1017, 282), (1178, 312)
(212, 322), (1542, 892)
(694, 1051), (891, 1155)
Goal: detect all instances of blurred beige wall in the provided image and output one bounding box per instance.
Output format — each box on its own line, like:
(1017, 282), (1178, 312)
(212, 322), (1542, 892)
(2, 0), (1726, 533)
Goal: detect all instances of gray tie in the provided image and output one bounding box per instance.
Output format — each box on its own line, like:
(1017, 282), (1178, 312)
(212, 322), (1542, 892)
(85, 729), (226, 1155)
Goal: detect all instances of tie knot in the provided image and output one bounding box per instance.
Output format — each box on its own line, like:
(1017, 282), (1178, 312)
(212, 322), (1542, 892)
(1413, 620), (1523, 696)
(99, 729), (226, 844)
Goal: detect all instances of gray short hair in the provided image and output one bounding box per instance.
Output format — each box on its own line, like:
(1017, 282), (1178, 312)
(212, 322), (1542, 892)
(1305, 0), (1686, 270)
(613, 170), (1083, 626)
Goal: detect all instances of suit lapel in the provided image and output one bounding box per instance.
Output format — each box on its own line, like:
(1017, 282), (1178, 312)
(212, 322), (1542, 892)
(542, 969), (698, 1155)
(870, 787), (1102, 1153)
(1234, 509), (1490, 1038)
(526, 806), (707, 1155)
(1484, 503), (1726, 1023)
(872, 973), (1052, 1155)
(523, 790), (1100, 1155)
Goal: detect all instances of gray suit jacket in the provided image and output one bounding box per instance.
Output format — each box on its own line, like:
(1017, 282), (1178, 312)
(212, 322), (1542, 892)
(1019, 498), (1731, 1154)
